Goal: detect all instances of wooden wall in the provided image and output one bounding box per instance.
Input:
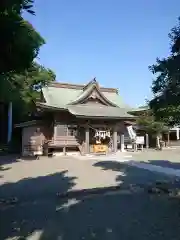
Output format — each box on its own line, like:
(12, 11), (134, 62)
(50, 111), (85, 147)
(51, 123), (80, 147)
(21, 109), (130, 156)
(22, 124), (49, 156)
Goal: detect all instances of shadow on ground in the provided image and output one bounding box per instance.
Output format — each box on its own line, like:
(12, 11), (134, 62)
(140, 160), (180, 170)
(0, 155), (16, 178)
(94, 161), (177, 186)
(0, 155), (46, 170)
(0, 171), (76, 239)
(0, 155), (21, 166)
(1, 160), (180, 239)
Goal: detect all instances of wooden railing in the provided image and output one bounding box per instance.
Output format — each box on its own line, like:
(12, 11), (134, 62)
(48, 136), (79, 147)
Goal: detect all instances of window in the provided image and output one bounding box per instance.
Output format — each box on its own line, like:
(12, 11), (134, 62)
(55, 124), (77, 137)
(55, 124), (67, 136)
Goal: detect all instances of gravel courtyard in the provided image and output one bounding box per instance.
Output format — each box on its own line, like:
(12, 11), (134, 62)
(1, 151), (180, 240)
(131, 148), (180, 163)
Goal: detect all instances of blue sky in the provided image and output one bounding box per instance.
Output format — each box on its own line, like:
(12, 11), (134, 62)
(25, 0), (180, 107)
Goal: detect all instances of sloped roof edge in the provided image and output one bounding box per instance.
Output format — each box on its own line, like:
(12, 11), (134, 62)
(36, 102), (67, 111)
(14, 120), (42, 128)
(67, 105), (135, 119)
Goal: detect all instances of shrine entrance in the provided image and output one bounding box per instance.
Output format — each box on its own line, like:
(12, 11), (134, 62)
(83, 123), (118, 154)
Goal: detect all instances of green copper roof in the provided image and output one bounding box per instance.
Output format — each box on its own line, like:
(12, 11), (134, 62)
(42, 87), (81, 108)
(39, 79), (137, 119)
(42, 85), (130, 109)
(68, 105), (134, 118)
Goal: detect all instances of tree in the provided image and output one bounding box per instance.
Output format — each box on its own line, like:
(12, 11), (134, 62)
(0, 62), (56, 122)
(136, 110), (169, 136)
(149, 17), (180, 125)
(136, 110), (169, 149)
(0, 0), (45, 74)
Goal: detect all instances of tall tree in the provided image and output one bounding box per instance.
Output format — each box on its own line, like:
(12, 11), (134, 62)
(149, 17), (180, 126)
(0, 62), (56, 122)
(0, 0), (45, 74)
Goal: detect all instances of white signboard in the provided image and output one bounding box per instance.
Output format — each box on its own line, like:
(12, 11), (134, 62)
(127, 126), (136, 139)
(136, 136), (144, 145)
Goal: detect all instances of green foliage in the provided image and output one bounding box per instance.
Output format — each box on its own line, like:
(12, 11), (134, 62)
(149, 17), (180, 125)
(136, 111), (169, 136)
(0, 0), (45, 74)
(1, 0), (35, 15)
(0, 62), (56, 122)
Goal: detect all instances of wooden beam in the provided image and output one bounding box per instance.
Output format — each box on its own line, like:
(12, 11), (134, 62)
(120, 134), (125, 152)
(63, 146), (66, 155)
(7, 102), (12, 143)
(113, 128), (118, 152)
(85, 127), (90, 154)
(167, 132), (170, 146)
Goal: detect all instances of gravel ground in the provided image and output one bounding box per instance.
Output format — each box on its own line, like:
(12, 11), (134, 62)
(0, 152), (180, 240)
(130, 148), (180, 163)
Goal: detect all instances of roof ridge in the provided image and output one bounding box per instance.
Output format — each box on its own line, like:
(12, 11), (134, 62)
(49, 82), (84, 90)
(49, 81), (118, 93)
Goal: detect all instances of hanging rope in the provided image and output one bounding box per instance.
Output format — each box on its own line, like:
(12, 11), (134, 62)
(87, 124), (112, 132)
(87, 124), (111, 139)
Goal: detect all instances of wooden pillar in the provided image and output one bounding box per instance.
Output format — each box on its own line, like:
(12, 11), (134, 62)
(113, 128), (118, 152)
(120, 134), (125, 152)
(63, 146), (66, 155)
(85, 127), (89, 154)
(145, 134), (149, 149)
(7, 102), (12, 143)
(167, 132), (170, 146)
